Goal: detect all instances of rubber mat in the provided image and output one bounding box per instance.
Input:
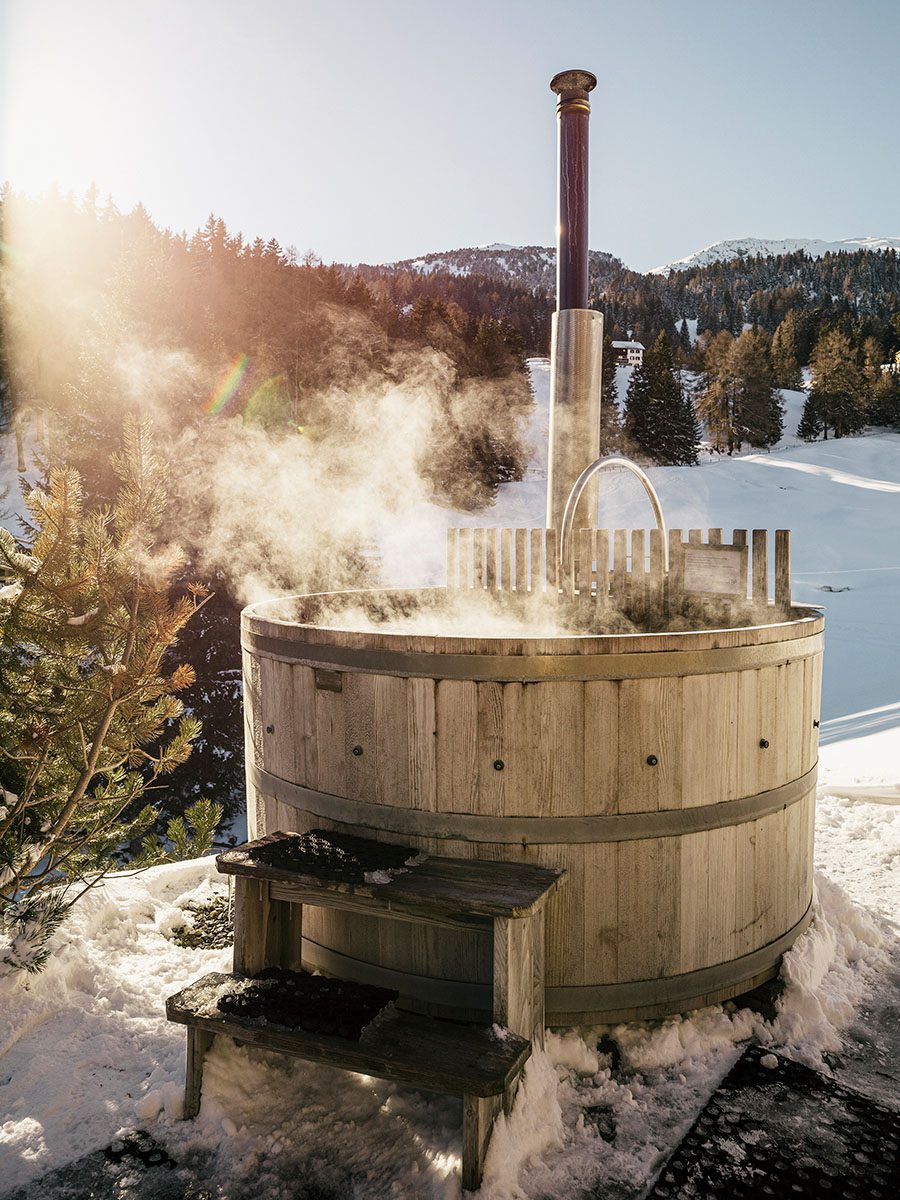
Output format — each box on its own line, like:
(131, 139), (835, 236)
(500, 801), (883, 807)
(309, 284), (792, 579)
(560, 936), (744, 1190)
(647, 1044), (898, 1199)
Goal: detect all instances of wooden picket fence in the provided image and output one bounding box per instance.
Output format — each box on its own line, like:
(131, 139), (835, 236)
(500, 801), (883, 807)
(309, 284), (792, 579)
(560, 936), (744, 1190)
(446, 527), (792, 610)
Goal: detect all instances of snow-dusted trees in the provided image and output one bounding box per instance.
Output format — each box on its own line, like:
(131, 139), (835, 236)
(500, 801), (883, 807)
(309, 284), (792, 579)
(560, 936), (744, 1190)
(798, 329), (867, 440)
(0, 420), (216, 971)
(624, 332), (700, 465)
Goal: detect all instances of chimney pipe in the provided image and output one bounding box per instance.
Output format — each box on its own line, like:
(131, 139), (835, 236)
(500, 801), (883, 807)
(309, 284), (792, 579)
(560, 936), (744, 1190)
(545, 69), (604, 534)
(551, 69), (595, 310)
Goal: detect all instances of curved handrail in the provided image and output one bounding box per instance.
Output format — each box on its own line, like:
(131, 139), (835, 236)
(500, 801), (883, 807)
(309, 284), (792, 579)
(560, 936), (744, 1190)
(558, 456), (669, 587)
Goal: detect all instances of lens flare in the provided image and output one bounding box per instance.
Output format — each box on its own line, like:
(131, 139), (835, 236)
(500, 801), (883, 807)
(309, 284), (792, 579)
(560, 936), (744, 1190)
(205, 352), (250, 416)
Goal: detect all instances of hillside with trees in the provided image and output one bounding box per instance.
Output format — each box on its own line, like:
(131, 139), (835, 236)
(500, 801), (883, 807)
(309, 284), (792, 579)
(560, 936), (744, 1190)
(0, 187), (534, 825)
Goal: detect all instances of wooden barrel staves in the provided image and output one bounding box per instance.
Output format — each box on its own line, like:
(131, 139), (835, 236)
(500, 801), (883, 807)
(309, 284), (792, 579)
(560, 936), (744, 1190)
(242, 589), (823, 1025)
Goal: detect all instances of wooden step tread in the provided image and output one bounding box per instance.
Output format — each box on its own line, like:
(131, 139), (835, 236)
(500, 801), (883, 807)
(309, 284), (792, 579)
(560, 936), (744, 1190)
(217, 830), (564, 919)
(167, 971), (530, 1097)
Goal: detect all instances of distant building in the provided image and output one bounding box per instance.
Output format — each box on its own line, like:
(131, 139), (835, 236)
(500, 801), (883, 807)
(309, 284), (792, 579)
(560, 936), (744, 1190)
(611, 340), (645, 367)
(880, 351), (900, 375)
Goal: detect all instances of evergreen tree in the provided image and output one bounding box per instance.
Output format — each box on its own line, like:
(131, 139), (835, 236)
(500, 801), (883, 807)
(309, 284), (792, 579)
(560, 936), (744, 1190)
(600, 333), (622, 454)
(771, 312), (804, 388)
(698, 331), (737, 452)
(869, 368), (900, 428)
(676, 318), (693, 365)
(0, 420), (216, 971)
(729, 328), (783, 448)
(801, 328), (867, 439)
(625, 332), (699, 465)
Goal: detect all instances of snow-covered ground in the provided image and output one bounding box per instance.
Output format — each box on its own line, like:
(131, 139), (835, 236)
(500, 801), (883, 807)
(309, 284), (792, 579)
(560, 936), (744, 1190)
(2, 363), (899, 1197)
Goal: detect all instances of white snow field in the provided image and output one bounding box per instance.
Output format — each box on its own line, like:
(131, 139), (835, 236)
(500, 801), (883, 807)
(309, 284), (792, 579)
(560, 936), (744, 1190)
(651, 235), (900, 276)
(1, 365), (899, 1198)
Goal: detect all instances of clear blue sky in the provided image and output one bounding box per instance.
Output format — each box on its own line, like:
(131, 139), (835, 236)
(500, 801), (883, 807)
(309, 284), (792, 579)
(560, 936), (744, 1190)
(2, 0), (898, 272)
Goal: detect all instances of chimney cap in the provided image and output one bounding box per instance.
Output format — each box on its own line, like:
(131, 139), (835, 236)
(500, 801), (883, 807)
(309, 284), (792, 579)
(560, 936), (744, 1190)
(550, 69), (597, 97)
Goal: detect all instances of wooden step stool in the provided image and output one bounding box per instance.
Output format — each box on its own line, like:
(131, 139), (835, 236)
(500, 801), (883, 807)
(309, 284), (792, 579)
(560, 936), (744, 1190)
(166, 829), (564, 1190)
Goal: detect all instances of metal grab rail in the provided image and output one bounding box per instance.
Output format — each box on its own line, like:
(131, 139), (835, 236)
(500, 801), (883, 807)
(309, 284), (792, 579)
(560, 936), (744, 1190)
(558, 456), (669, 588)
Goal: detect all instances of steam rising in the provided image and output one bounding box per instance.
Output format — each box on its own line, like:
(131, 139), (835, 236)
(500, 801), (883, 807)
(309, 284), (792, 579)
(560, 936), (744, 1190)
(171, 346), (531, 606)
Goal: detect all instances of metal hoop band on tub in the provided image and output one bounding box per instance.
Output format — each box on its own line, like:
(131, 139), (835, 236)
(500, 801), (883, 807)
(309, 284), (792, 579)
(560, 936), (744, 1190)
(249, 763), (817, 845)
(300, 902), (812, 1017)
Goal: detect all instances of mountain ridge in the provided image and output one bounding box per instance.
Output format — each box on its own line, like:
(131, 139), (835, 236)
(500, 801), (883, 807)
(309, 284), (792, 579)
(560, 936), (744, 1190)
(651, 236), (900, 276)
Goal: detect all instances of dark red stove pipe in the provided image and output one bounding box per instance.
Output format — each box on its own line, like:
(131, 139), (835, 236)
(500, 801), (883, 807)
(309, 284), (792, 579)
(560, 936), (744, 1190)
(550, 69), (597, 312)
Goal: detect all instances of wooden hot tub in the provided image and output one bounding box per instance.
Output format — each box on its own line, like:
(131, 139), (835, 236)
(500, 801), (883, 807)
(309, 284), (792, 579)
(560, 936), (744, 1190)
(241, 588), (823, 1025)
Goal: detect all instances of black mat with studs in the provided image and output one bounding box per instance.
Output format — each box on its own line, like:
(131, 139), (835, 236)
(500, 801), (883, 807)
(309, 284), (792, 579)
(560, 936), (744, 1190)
(243, 828), (415, 884)
(647, 1044), (898, 1200)
(217, 966), (398, 1040)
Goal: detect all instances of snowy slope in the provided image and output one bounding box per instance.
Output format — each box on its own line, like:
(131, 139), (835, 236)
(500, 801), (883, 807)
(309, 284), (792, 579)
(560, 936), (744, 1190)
(370, 245), (622, 292)
(651, 235), (900, 276)
(2, 362), (899, 1198)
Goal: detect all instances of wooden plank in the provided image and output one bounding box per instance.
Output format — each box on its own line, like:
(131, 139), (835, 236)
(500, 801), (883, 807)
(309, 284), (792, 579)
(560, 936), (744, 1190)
(708, 528), (723, 545)
(435, 679), (478, 813)
(612, 529), (627, 606)
(617, 677), (683, 813)
(616, 837), (681, 980)
(630, 529), (646, 616)
(529, 527), (542, 593)
(221, 835), (564, 920)
(576, 528), (593, 597)
(688, 528), (703, 545)
(473, 528), (485, 589)
(595, 529), (610, 605)
(583, 680), (619, 814)
(530, 842), (584, 985)
(485, 527), (498, 591)
(775, 529), (791, 609)
(407, 677), (437, 811)
(545, 528), (558, 591)
(752, 529), (768, 607)
(463, 1092), (507, 1191)
(668, 529), (684, 607)
(259, 656), (295, 780)
(732, 818), (758, 959)
(679, 829), (710, 973)
(183, 1027), (214, 1119)
(706, 823), (737, 966)
(493, 917), (535, 1040)
(315, 677), (347, 797)
(269, 882), (489, 934)
(581, 841), (618, 983)
(648, 528), (664, 619)
(530, 908), (545, 1049)
(475, 682), (506, 818)
(681, 671), (739, 806)
(291, 666), (318, 790)
(374, 674), (410, 808)
(233, 876), (269, 974)
(514, 528), (527, 592)
(447, 528), (459, 589)
(523, 681), (585, 816)
(168, 973), (531, 1099)
(782, 659), (806, 786)
(344, 671), (376, 802)
(731, 529), (750, 602)
(500, 528), (513, 593)
(458, 527), (473, 589)
(801, 652), (823, 775)
(232, 877), (303, 975)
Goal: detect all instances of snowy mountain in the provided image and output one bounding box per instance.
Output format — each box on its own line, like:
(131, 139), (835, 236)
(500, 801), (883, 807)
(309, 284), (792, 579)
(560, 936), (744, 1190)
(652, 236), (900, 276)
(374, 244), (623, 292)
